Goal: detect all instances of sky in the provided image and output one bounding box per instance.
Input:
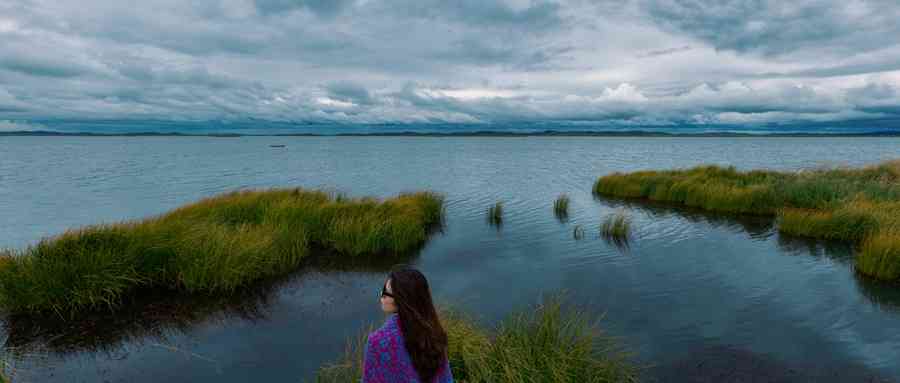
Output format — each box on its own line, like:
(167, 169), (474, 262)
(2, 0), (900, 130)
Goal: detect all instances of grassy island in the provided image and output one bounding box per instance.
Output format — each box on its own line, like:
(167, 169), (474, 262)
(315, 297), (638, 383)
(593, 160), (900, 281)
(0, 189), (443, 317)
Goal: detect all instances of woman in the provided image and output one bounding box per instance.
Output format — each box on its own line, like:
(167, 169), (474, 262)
(362, 266), (453, 383)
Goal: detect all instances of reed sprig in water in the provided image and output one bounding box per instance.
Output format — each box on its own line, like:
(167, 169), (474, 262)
(573, 225), (585, 240)
(554, 194), (570, 222)
(487, 202), (503, 227)
(0, 189), (444, 317)
(601, 212), (631, 249)
(593, 160), (900, 280)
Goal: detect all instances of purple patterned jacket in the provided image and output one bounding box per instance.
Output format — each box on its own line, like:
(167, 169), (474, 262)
(362, 314), (454, 383)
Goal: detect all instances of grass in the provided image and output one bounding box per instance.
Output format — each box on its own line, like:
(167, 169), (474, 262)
(0, 189), (444, 317)
(573, 225), (585, 240)
(0, 342), (44, 383)
(593, 160), (900, 280)
(314, 296), (638, 383)
(487, 202), (503, 226)
(554, 194), (570, 222)
(600, 212), (631, 244)
(858, 230), (900, 281)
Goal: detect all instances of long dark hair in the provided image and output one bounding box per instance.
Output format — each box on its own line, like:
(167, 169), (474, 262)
(386, 266), (448, 382)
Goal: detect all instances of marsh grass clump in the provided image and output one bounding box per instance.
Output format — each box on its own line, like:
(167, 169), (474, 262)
(554, 194), (570, 222)
(314, 296), (638, 383)
(593, 160), (900, 281)
(857, 230), (900, 281)
(484, 299), (636, 382)
(777, 199), (883, 242)
(573, 225), (585, 240)
(487, 202), (503, 226)
(0, 189), (444, 317)
(313, 326), (371, 382)
(601, 212), (631, 244)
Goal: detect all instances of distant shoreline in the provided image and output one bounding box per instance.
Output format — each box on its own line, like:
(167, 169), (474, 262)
(3, 130), (900, 138)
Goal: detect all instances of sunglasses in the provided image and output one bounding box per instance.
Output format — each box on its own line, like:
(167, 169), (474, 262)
(381, 284), (395, 299)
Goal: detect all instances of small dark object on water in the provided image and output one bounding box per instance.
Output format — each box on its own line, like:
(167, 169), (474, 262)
(270, 144), (286, 148)
(487, 201), (503, 227)
(573, 225), (584, 240)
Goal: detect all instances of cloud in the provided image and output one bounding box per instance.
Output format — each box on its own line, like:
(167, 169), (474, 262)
(388, 0), (564, 29)
(639, 0), (900, 57)
(0, 55), (89, 78)
(0, 0), (898, 128)
(637, 45), (692, 58)
(0, 120), (48, 132)
(0, 88), (29, 113)
(325, 81), (375, 106)
(253, 0), (356, 17)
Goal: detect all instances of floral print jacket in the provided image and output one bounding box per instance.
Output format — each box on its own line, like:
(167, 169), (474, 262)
(362, 314), (453, 383)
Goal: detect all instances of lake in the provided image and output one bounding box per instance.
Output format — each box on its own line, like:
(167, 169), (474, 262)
(2, 136), (900, 382)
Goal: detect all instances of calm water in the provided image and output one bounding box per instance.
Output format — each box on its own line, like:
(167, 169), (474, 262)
(2, 136), (900, 382)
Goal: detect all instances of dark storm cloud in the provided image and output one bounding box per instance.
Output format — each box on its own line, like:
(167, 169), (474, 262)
(760, 61), (900, 79)
(0, 56), (88, 78)
(638, 46), (692, 58)
(639, 0), (900, 57)
(325, 81), (375, 105)
(254, 0), (356, 16)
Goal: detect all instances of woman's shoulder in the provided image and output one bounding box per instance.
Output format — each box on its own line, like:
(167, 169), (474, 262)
(367, 314), (402, 349)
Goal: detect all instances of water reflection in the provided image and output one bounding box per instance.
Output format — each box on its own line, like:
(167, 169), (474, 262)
(775, 233), (855, 264)
(856, 273), (900, 314)
(596, 195), (900, 313)
(486, 202), (503, 231)
(598, 195), (777, 240)
(553, 206), (569, 224)
(651, 344), (894, 383)
(599, 225), (631, 253)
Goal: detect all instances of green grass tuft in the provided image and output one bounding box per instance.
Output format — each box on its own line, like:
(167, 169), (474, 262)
(554, 194), (570, 222)
(600, 212), (631, 243)
(573, 225), (585, 240)
(487, 202), (503, 226)
(314, 296), (638, 383)
(0, 189), (444, 317)
(858, 230), (900, 281)
(593, 160), (900, 281)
